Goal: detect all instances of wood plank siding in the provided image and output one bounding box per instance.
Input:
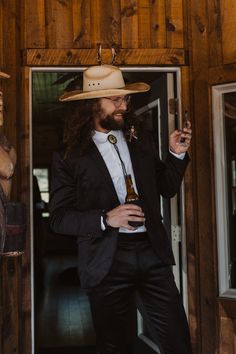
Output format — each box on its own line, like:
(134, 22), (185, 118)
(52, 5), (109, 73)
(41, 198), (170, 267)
(1, 1), (236, 354)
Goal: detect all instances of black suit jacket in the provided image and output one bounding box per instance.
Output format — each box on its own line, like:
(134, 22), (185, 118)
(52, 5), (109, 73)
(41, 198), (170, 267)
(49, 131), (189, 288)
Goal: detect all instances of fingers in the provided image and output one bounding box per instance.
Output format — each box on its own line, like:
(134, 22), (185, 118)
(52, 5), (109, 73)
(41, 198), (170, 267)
(106, 203), (145, 229)
(122, 215), (146, 230)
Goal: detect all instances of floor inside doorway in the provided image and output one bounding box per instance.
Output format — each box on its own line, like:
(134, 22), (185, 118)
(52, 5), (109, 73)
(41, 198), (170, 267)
(35, 254), (96, 353)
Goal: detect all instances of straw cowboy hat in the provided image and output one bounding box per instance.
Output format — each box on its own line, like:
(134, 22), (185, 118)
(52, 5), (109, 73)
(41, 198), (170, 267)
(0, 71), (10, 79)
(59, 65), (150, 102)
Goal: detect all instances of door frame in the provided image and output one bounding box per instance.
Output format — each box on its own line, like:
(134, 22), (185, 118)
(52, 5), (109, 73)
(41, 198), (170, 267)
(22, 64), (190, 354)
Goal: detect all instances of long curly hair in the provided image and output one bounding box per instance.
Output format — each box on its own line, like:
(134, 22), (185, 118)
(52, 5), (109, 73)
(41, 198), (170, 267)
(63, 98), (143, 158)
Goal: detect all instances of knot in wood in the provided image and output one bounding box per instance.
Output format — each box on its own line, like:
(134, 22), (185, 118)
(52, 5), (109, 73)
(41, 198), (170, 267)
(170, 56), (179, 65)
(121, 2), (137, 17)
(194, 15), (205, 33)
(66, 51), (73, 58)
(166, 19), (176, 32)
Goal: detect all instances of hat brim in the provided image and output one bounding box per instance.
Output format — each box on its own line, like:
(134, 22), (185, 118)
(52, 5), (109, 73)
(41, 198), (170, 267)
(0, 71), (10, 79)
(59, 82), (150, 102)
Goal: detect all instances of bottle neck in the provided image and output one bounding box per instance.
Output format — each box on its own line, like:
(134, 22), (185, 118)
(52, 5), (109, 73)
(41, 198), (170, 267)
(125, 175), (139, 202)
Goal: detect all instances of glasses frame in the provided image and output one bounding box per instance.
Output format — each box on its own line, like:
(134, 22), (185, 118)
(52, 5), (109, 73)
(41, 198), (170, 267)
(104, 95), (131, 107)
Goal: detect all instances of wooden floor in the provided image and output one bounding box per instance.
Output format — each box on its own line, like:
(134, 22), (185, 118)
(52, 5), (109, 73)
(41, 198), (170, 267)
(34, 254), (96, 353)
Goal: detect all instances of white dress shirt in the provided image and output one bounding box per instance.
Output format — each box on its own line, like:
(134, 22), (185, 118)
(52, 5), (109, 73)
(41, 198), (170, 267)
(92, 130), (147, 233)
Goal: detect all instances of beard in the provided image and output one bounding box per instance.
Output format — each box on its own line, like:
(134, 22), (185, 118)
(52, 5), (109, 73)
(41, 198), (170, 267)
(99, 110), (125, 131)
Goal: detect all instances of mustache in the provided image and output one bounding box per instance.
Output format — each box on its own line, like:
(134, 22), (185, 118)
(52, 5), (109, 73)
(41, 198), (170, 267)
(113, 109), (126, 115)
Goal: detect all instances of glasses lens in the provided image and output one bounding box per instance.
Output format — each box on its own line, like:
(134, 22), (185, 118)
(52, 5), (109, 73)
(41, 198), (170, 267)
(105, 96), (131, 107)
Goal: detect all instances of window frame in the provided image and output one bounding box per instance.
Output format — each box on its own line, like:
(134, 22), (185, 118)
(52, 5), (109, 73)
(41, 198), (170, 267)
(212, 82), (236, 298)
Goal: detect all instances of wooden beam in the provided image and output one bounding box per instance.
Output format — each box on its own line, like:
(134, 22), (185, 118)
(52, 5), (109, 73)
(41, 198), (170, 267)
(22, 48), (186, 66)
(209, 64), (236, 85)
(188, 0), (218, 353)
(20, 66), (31, 354)
(181, 66), (199, 351)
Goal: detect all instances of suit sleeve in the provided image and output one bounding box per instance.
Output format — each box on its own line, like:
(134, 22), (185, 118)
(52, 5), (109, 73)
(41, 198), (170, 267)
(49, 151), (103, 238)
(150, 136), (190, 198)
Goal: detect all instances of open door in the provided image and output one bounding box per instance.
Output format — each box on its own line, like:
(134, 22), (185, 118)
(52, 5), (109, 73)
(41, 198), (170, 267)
(132, 71), (187, 353)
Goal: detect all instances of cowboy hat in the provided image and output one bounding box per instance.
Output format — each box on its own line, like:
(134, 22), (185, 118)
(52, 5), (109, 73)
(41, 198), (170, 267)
(0, 71), (10, 79)
(59, 65), (150, 101)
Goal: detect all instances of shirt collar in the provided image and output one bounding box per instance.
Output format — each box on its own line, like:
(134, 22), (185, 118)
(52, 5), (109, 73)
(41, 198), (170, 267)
(92, 130), (124, 144)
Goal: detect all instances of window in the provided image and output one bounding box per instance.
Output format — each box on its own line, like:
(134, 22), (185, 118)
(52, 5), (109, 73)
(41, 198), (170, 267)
(212, 83), (236, 297)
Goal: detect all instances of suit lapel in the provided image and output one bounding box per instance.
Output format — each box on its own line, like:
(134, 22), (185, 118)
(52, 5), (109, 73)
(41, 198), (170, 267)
(88, 141), (120, 203)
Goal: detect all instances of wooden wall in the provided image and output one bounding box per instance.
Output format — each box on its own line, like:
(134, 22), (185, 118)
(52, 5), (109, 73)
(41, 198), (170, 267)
(0, 1), (236, 353)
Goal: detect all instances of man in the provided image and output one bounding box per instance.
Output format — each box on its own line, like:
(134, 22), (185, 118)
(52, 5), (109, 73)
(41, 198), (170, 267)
(49, 64), (192, 354)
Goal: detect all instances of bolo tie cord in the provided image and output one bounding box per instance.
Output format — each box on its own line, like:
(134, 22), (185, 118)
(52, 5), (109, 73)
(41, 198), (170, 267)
(107, 134), (128, 178)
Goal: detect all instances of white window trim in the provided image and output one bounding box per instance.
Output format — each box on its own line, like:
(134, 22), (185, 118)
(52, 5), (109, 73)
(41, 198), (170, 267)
(212, 83), (236, 298)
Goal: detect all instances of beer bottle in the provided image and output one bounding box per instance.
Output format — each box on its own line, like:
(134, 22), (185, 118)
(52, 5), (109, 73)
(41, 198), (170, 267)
(125, 174), (144, 227)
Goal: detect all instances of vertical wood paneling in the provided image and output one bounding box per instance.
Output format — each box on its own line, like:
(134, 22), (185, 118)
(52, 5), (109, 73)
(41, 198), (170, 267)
(121, 0), (139, 48)
(219, 315), (235, 354)
(21, 0), (46, 48)
(102, 0), (121, 48)
(45, 0), (73, 48)
(165, 0), (184, 48)
(137, 0), (151, 48)
(0, 3), (3, 67)
(207, 0), (223, 67)
(221, 0), (236, 64)
(90, 0), (121, 49)
(2, 0), (20, 150)
(150, 0), (166, 48)
(2, 255), (22, 354)
(234, 320), (236, 352)
(72, 0), (91, 48)
(0, 259), (2, 354)
(90, 0), (101, 48)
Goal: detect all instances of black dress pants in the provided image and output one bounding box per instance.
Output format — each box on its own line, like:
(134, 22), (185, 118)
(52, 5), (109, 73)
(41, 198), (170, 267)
(87, 234), (192, 354)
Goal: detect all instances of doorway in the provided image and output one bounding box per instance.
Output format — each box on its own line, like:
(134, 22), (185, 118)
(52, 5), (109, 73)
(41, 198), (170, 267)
(30, 67), (187, 354)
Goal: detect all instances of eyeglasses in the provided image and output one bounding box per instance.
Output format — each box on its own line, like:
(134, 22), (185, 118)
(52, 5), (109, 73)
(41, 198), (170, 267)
(104, 95), (131, 107)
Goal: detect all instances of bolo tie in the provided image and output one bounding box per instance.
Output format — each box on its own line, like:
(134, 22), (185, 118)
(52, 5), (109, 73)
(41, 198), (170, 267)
(107, 134), (128, 179)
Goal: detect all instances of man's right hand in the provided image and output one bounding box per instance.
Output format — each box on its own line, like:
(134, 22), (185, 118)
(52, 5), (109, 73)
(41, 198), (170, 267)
(106, 204), (145, 230)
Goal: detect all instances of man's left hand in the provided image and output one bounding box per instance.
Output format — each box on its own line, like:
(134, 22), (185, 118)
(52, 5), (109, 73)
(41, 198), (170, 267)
(169, 120), (192, 155)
